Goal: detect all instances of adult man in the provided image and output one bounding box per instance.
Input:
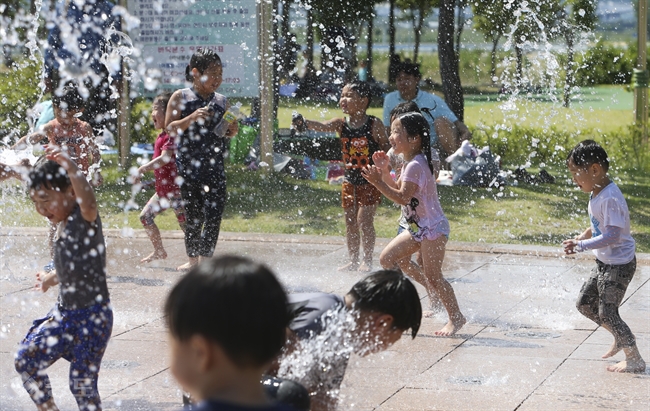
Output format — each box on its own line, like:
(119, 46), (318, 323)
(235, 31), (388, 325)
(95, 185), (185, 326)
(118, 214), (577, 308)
(44, 0), (122, 135)
(383, 61), (471, 158)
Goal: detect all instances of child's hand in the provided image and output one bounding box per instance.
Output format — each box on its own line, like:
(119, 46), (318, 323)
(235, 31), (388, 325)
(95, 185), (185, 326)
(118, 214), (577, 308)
(372, 151), (390, 170)
(35, 270), (58, 293)
(562, 238), (578, 255)
(361, 165), (383, 185)
(92, 171), (104, 187)
(192, 107), (212, 124)
(44, 144), (74, 170)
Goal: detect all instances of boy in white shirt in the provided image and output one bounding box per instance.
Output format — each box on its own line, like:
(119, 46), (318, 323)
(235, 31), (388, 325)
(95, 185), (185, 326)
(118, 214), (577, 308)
(563, 139), (645, 373)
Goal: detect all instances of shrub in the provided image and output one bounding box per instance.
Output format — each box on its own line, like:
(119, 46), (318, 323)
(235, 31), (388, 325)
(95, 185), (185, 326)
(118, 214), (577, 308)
(0, 60), (41, 142)
(574, 40), (649, 86)
(129, 97), (157, 144)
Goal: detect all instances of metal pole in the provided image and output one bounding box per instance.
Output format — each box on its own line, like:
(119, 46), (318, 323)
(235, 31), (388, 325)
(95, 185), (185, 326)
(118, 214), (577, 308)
(258, 0), (275, 172)
(634, 0), (648, 144)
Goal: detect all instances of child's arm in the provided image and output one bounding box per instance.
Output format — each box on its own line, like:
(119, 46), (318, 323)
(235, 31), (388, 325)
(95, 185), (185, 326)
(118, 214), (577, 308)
(82, 123), (103, 186)
(362, 156), (418, 205)
(0, 159), (31, 182)
(371, 118), (391, 152)
(563, 227), (592, 254)
(36, 270), (59, 293)
(292, 114), (344, 134)
(165, 90), (212, 138)
(12, 131), (47, 150)
(135, 149), (174, 183)
(45, 145), (98, 223)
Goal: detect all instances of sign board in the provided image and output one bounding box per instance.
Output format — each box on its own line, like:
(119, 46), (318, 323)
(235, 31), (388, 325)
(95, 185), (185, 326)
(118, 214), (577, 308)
(126, 0), (259, 97)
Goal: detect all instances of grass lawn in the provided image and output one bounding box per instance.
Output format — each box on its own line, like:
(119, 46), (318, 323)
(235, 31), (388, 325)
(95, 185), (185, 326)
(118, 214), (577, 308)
(2, 157), (648, 253)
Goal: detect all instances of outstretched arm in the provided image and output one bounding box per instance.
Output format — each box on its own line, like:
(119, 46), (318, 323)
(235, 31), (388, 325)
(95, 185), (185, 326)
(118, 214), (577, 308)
(12, 132), (47, 150)
(292, 114), (344, 134)
(45, 145), (98, 223)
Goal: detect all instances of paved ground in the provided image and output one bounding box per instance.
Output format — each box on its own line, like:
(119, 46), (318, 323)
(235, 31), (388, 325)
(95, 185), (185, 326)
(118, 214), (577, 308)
(0, 228), (648, 411)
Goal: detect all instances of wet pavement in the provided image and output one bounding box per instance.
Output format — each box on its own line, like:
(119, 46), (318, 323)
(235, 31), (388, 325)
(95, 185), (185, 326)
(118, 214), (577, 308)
(0, 228), (648, 410)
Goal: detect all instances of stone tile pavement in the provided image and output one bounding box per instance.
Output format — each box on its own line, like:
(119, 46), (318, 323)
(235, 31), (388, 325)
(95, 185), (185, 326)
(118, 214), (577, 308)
(0, 228), (648, 410)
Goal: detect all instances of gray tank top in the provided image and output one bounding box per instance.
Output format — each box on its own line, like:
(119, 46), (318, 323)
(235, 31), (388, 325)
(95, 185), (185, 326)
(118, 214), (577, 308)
(54, 204), (109, 310)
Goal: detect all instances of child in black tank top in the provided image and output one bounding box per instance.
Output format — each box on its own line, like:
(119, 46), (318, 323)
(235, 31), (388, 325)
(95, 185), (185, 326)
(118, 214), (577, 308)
(292, 82), (390, 272)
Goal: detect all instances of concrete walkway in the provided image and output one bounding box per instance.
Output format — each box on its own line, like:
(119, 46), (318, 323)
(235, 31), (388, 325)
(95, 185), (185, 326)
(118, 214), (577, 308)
(0, 228), (648, 410)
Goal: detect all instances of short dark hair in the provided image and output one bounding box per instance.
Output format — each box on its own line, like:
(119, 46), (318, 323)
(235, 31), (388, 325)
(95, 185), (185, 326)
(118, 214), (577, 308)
(153, 92), (173, 109)
(185, 48), (222, 82)
(164, 255), (290, 368)
(389, 101), (420, 120)
(347, 270), (422, 339)
(397, 60), (421, 79)
(397, 112), (434, 175)
(345, 81), (372, 108)
(29, 156), (71, 192)
(567, 139), (609, 172)
(51, 82), (84, 111)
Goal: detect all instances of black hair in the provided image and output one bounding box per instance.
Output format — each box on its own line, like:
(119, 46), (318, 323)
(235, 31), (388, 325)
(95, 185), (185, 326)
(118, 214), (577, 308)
(397, 112), (434, 175)
(389, 101), (420, 121)
(345, 81), (372, 109)
(28, 156), (71, 192)
(153, 91), (173, 109)
(164, 255), (289, 368)
(397, 60), (421, 79)
(567, 139), (609, 172)
(347, 270), (422, 339)
(185, 48), (222, 82)
(51, 81), (84, 111)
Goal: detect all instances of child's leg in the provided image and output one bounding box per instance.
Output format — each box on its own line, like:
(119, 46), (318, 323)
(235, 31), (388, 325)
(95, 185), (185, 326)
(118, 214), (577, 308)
(357, 204), (377, 271)
(171, 195), (187, 233)
(68, 303), (113, 411)
(420, 236), (465, 336)
(178, 184), (202, 270)
(15, 309), (69, 409)
(139, 194), (167, 263)
(594, 259), (645, 373)
(197, 182), (226, 259)
(340, 204), (361, 271)
(379, 232), (423, 281)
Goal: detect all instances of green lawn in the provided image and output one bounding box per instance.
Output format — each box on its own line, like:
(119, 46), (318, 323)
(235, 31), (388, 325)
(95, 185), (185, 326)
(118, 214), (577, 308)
(2, 158), (648, 253)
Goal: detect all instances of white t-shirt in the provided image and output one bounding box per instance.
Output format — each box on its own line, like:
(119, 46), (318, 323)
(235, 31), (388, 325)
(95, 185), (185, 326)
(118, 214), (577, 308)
(400, 154), (449, 240)
(587, 182), (635, 264)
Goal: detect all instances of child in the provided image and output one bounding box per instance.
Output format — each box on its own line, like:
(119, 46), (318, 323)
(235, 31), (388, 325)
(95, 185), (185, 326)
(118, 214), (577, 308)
(272, 270), (422, 411)
(361, 112), (465, 336)
(13, 82), (103, 185)
(14, 145), (112, 411)
(133, 92), (187, 264)
(292, 81), (390, 272)
(166, 48), (238, 271)
(164, 255), (297, 411)
(563, 140), (645, 373)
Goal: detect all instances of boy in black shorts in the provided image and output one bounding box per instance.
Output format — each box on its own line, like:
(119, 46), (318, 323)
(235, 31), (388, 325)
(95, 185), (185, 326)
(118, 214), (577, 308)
(165, 255), (299, 411)
(271, 270), (422, 410)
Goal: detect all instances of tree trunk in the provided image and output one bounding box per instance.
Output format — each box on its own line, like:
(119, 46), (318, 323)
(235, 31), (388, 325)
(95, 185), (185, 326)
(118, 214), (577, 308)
(366, 15), (374, 80)
(563, 31), (574, 108)
(490, 36), (500, 84)
(438, 0), (464, 120)
(454, 0), (465, 59)
(515, 44), (523, 86)
(306, 7), (314, 71)
(388, 0), (396, 82)
(413, 9), (422, 63)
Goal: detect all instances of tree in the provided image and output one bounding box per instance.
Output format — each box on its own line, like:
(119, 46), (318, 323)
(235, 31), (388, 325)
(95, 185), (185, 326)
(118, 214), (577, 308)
(472, 0), (516, 83)
(438, 0), (464, 120)
(396, 0), (438, 63)
(555, 0), (597, 107)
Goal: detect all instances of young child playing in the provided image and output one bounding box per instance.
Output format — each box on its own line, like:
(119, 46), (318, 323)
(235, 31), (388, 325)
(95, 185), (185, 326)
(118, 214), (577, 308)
(14, 145), (112, 411)
(13, 82), (103, 185)
(292, 81), (390, 272)
(164, 255), (297, 411)
(563, 140), (645, 373)
(361, 112), (465, 336)
(166, 48), (238, 271)
(271, 270), (422, 411)
(133, 92), (187, 264)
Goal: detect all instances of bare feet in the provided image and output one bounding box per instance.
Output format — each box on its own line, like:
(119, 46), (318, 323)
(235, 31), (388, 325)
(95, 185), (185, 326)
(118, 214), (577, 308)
(338, 261), (359, 271)
(435, 315), (466, 336)
(602, 342), (622, 359)
(607, 357), (646, 373)
(422, 310), (435, 318)
(141, 249), (167, 263)
(177, 262), (195, 271)
(358, 261), (372, 272)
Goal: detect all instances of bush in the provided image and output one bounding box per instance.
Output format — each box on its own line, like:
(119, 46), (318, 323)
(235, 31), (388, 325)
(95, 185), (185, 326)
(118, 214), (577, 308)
(129, 97), (157, 144)
(471, 123), (649, 172)
(0, 60), (41, 142)
(574, 40), (648, 86)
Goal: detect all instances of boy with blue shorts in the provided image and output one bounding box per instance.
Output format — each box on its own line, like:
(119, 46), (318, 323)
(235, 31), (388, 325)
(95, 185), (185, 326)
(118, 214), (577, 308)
(563, 140), (645, 373)
(15, 145), (112, 410)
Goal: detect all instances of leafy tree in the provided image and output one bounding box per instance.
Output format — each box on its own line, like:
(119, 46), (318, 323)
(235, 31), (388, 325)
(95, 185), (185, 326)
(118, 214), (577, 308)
(472, 0), (515, 83)
(396, 0), (438, 63)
